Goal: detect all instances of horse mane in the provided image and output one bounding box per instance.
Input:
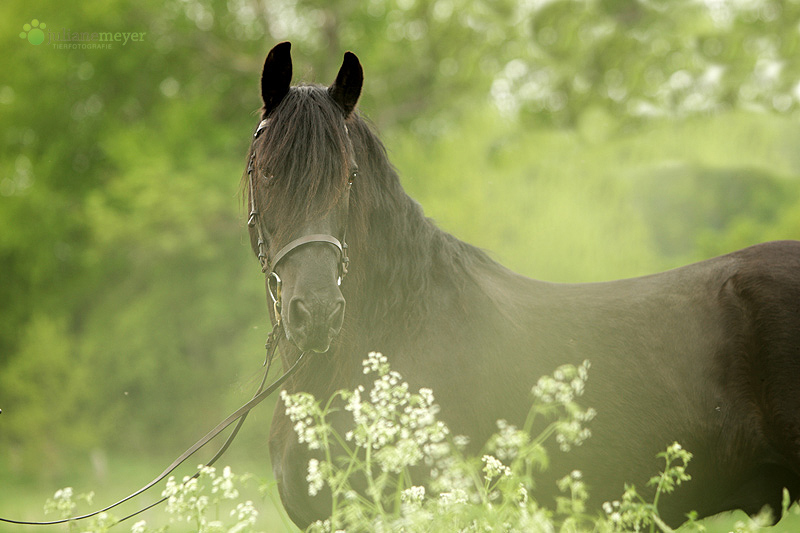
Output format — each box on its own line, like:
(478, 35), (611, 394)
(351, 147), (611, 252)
(343, 115), (503, 335)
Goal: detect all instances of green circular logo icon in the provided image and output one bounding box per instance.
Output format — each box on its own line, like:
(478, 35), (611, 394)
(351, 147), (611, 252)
(20, 19), (46, 45)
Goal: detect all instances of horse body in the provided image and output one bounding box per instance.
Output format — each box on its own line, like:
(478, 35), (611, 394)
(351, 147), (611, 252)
(247, 43), (800, 528)
(518, 242), (800, 522)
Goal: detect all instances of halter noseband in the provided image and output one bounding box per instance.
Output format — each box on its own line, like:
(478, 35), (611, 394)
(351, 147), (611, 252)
(247, 119), (352, 324)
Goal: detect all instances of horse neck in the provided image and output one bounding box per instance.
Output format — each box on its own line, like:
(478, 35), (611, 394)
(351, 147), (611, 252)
(344, 182), (499, 339)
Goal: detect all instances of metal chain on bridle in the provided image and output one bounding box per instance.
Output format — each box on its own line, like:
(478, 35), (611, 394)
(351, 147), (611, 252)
(0, 118), (354, 527)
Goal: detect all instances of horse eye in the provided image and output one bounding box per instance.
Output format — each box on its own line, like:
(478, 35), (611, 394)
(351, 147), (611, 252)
(254, 118), (269, 138)
(349, 169), (359, 182)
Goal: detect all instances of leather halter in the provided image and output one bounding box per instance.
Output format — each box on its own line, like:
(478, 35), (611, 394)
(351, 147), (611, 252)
(271, 233), (346, 278)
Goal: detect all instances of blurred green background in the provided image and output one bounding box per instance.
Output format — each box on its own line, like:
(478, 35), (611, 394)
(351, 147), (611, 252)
(2, 0), (800, 530)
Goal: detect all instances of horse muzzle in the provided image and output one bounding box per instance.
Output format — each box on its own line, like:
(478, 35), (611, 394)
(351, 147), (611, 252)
(283, 292), (345, 353)
(262, 235), (350, 354)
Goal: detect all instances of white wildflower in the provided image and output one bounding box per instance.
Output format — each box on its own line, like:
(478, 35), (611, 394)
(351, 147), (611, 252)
(453, 435), (470, 448)
(308, 518), (332, 533)
(362, 351), (389, 375)
(230, 500), (259, 531)
(438, 489), (468, 509)
(53, 487), (73, 500)
(307, 458), (324, 496)
(401, 485), (426, 503)
(517, 483), (529, 505)
(212, 465), (239, 499)
(482, 455), (512, 479)
(489, 419), (530, 460)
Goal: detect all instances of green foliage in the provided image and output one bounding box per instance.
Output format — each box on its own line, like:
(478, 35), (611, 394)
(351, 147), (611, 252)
(1, 0), (269, 470)
(0, 314), (93, 472)
(598, 443), (694, 533)
(492, 0), (800, 125)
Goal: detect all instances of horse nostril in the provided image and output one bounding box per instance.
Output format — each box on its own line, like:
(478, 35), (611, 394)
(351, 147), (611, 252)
(328, 299), (345, 331)
(288, 298), (312, 333)
(287, 295), (345, 352)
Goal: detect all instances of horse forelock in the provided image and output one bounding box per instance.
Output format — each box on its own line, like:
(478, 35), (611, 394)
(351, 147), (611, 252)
(245, 85), (352, 247)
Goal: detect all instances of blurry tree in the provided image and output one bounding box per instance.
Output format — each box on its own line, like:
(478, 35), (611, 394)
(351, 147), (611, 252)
(0, 0), (269, 473)
(228, 0), (800, 127)
(491, 0), (800, 125)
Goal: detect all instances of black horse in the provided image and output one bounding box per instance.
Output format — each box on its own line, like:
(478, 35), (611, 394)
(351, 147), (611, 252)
(244, 42), (800, 528)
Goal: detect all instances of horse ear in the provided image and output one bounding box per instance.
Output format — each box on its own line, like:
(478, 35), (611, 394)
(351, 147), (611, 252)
(328, 51), (363, 116)
(261, 41), (292, 116)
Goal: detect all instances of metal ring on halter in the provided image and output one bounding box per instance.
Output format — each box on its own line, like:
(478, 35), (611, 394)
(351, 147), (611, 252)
(267, 271), (282, 322)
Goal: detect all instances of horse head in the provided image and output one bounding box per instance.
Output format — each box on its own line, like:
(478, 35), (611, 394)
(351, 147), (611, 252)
(245, 42), (363, 354)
